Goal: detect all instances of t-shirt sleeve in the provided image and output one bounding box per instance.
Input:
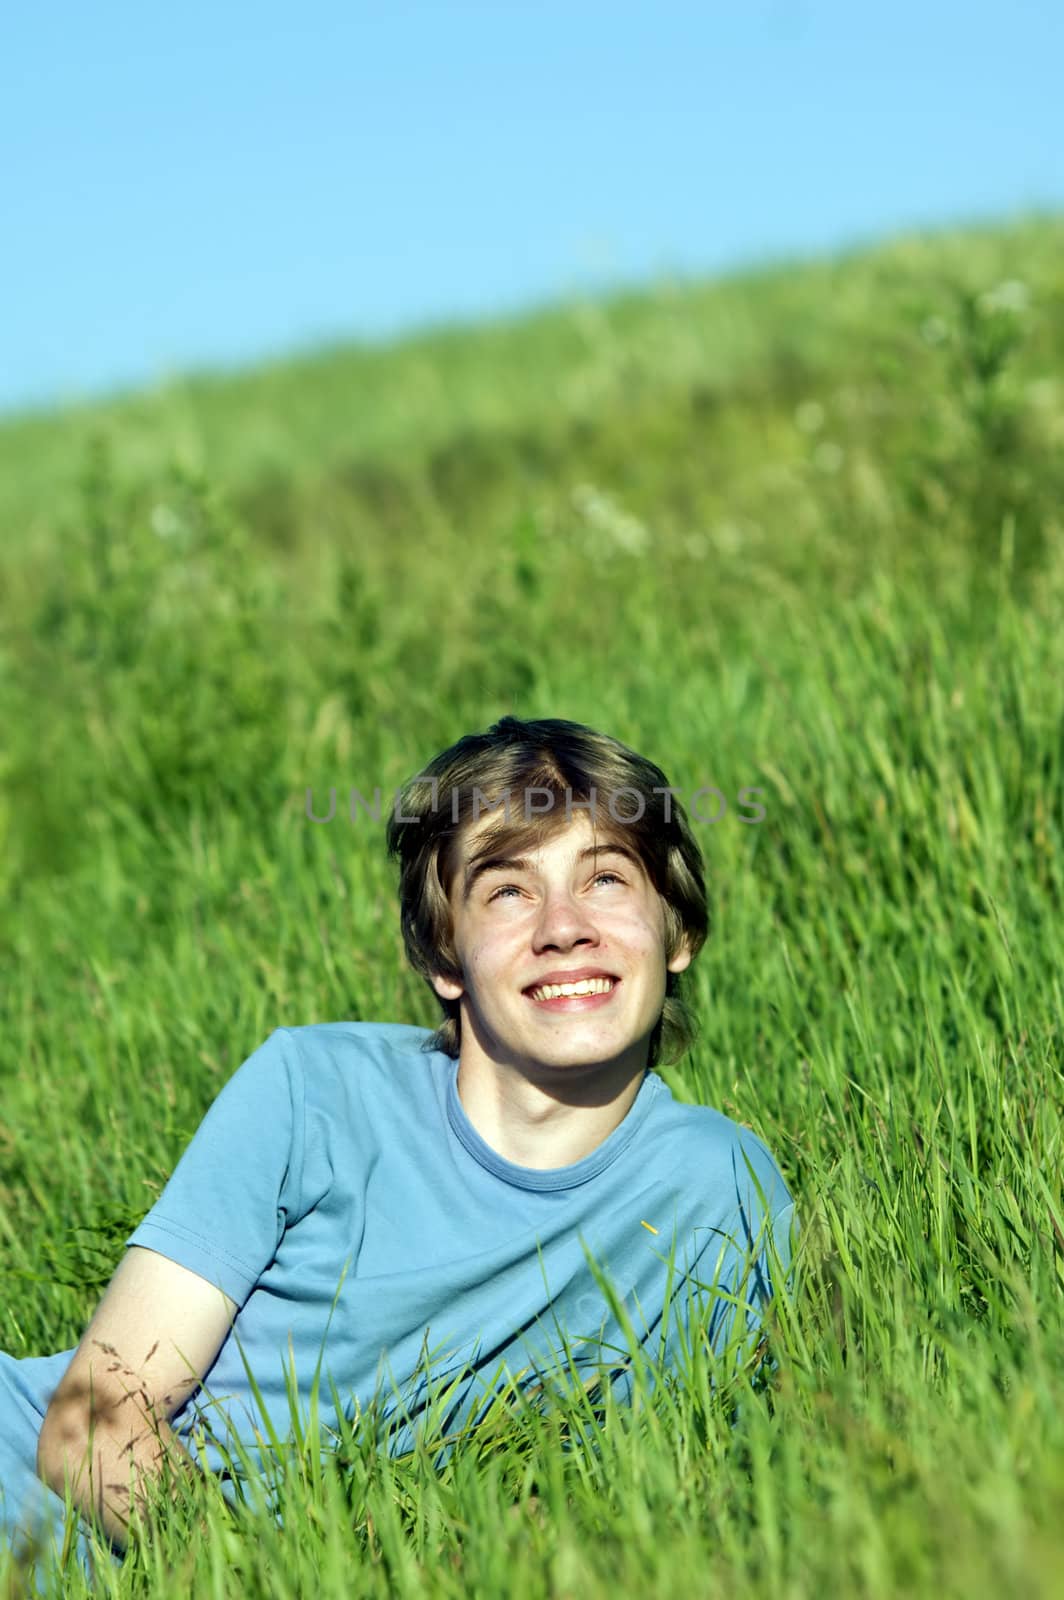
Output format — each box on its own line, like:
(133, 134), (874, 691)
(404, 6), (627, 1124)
(123, 1026), (305, 1309)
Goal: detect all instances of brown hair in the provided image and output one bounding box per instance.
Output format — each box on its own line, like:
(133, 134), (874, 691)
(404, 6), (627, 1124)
(384, 716), (709, 1070)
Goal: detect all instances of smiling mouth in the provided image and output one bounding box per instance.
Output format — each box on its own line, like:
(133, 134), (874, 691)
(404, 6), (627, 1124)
(525, 977), (620, 1005)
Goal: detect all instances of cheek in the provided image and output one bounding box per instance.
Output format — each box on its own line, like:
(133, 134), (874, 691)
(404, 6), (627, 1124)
(614, 906), (666, 948)
(466, 942), (509, 985)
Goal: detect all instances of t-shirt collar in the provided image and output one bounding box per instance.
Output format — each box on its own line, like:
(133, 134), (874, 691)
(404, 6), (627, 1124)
(444, 1054), (661, 1192)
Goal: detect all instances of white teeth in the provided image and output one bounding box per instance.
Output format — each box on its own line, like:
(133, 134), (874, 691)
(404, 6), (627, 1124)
(530, 977), (616, 1001)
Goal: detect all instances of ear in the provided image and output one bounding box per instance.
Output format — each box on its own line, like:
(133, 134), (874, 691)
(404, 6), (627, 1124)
(667, 935), (693, 977)
(430, 972), (465, 1002)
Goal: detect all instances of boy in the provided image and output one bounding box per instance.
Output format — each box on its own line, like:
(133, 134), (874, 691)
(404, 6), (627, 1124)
(1, 715), (795, 1590)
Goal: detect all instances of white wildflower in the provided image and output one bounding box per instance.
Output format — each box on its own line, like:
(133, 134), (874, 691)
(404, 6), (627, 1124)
(150, 504), (181, 539)
(711, 521), (744, 554)
(1025, 378), (1058, 411)
(921, 315), (950, 345)
(794, 400), (825, 433)
(570, 482), (650, 554)
(978, 279), (1029, 315)
(813, 441), (845, 474)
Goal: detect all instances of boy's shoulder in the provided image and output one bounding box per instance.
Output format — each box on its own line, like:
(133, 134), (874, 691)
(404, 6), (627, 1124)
(649, 1081), (790, 1201)
(269, 1022), (447, 1126)
(275, 1017), (444, 1081)
(278, 1018), (441, 1063)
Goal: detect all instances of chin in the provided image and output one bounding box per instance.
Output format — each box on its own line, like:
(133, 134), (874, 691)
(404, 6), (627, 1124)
(521, 1033), (646, 1064)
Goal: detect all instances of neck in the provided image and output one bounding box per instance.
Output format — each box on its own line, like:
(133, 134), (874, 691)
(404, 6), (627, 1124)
(454, 1047), (648, 1170)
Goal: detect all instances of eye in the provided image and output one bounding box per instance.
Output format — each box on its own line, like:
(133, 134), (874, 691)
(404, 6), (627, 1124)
(486, 870), (625, 903)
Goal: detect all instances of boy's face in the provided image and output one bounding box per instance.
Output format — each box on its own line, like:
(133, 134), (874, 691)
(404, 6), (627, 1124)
(431, 811), (691, 1081)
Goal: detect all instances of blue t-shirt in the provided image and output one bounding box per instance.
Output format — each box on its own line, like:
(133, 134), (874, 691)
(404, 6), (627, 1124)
(1, 1020), (795, 1576)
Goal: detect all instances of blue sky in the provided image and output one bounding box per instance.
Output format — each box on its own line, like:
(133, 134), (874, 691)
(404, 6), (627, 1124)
(2, 0), (1061, 416)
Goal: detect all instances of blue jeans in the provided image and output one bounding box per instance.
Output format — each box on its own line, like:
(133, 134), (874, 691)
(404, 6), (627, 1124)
(0, 1348), (126, 1598)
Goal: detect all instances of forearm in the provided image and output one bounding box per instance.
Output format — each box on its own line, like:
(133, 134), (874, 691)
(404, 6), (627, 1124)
(37, 1410), (201, 1553)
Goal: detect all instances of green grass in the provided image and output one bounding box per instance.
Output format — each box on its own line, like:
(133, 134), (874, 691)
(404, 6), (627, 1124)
(1, 209), (1063, 1597)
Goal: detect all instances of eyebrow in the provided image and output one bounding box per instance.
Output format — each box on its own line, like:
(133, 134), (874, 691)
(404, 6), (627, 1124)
(462, 843), (642, 902)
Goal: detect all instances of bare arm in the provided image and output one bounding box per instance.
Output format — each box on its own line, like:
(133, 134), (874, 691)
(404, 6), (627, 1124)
(38, 1381), (200, 1553)
(36, 1246), (239, 1551)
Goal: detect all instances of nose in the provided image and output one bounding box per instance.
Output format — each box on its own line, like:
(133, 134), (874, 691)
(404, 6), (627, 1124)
(532, 884), (601, 951)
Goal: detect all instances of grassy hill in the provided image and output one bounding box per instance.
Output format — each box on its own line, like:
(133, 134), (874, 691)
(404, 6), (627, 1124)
(1, 213), (1063, 1598)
